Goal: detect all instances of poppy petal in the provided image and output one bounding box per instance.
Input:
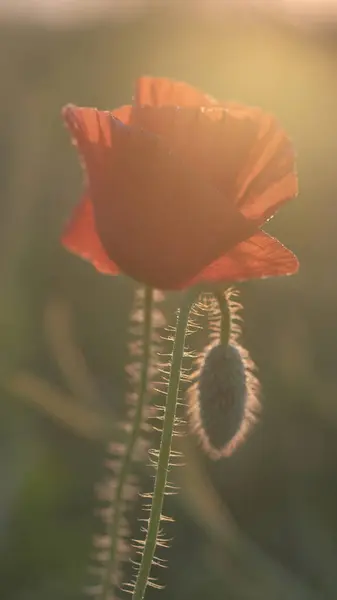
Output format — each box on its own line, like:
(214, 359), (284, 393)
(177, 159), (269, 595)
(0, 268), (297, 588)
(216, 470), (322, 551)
(111, 105), (132, 124)
(61, 196), (120, 274)
(224, 102), (298, 222)
(134, 75), (217, 107)
(132, 105), (257, 198)
(131, 103), (296, 225)
(63, 105), (256, 289)
(187, 230), (299, 285)
(133, 79), (297, 224)
(63, 103), (131, 157)
(61, 104), (131, 274)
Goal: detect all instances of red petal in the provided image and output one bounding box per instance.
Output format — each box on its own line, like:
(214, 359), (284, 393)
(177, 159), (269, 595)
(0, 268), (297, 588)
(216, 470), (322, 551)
(133, 81), (297, 224)
(131, 103), (296, 224)
(61, 104), (131, 274)
(62, 92), (297, 287)
(132, 105), (256, 197)
(187, 230), (299, 285)
(224, 102), (298, 222)
(61, 196), (120, 275)
(134, 75), (217, 107)
(63, 103), (131, 160)
(63, 105), (256, 289)
(112, 105), (132, 124)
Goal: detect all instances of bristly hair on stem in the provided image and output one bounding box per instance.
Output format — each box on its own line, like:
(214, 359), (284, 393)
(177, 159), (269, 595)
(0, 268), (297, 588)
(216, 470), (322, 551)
(85, 286), (166, 600)
(187, 289), (261, 460)
(125, 290), (196, 600)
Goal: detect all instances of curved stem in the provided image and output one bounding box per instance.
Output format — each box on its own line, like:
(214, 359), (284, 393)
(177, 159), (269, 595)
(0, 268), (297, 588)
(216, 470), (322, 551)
(132, 294), (193, 600)
(100, 285), (153, 600)
(215, 291), (230, 346)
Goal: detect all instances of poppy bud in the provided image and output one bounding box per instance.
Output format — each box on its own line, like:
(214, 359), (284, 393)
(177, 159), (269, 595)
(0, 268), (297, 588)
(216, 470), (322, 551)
(188, 342), (260, 459)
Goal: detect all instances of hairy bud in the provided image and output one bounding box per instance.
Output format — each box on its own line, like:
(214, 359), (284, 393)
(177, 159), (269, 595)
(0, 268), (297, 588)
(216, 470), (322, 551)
(188, 342), (260, 460)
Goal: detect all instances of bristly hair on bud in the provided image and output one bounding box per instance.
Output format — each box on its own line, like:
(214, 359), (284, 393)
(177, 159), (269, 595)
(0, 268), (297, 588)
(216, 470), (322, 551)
(187, 289), (260, 460)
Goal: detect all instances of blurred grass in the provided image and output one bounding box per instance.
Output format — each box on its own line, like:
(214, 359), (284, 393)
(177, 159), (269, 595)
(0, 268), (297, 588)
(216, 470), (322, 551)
(1, 9), (337, 600)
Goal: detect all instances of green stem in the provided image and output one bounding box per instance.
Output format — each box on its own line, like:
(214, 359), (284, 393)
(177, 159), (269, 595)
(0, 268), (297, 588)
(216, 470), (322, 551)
(132, 293), (193, 600)
(215, 292), (230, 346)
(100, 285), (153, 600)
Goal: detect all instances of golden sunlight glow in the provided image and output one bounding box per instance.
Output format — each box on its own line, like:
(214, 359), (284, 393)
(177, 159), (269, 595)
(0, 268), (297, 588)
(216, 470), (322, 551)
(1, 0), (337, 25)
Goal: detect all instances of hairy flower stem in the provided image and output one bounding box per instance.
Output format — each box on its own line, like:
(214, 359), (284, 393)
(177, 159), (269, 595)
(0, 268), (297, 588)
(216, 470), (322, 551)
(100, 285), (153, 600)
(215, 292), (230, 346)
(132, 293), (193, 600)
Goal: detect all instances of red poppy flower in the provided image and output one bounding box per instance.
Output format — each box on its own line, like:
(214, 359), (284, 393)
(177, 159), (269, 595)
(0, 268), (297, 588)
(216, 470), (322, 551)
(62, 76), (298, 290)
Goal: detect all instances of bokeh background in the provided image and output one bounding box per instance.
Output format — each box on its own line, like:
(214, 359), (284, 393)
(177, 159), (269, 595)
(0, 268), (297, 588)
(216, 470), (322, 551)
(2, 1), (337, 599)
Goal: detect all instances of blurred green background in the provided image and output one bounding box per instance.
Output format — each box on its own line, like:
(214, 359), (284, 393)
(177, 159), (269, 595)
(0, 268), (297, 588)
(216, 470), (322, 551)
(1, 5), (337, 599)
